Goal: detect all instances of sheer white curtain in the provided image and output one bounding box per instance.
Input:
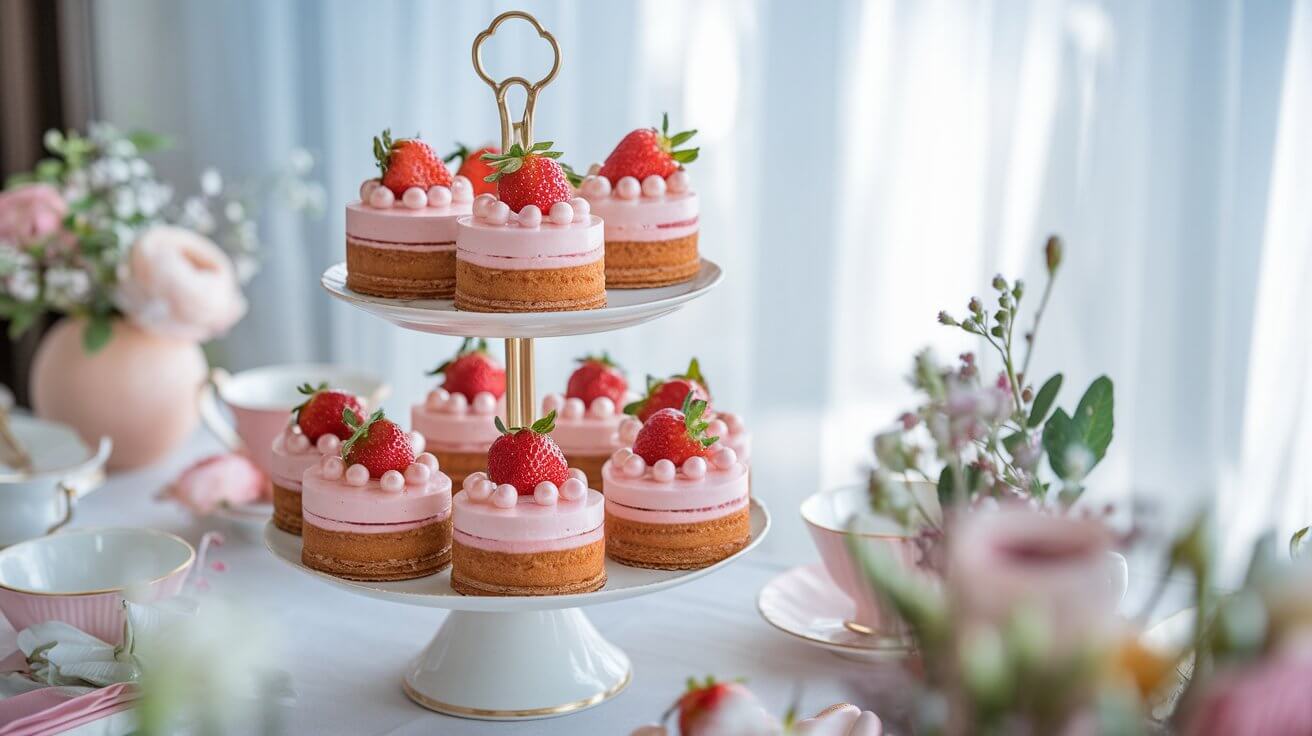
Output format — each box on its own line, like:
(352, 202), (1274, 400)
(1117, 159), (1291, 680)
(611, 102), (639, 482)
(89, 0), (1310, 561)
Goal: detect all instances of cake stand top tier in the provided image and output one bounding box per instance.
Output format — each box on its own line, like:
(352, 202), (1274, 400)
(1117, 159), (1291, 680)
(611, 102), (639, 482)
(320, 259), (722, 338)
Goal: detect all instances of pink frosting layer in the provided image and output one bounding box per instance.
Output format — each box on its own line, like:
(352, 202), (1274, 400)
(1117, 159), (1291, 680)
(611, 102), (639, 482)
(540, 393), (633, 455)
(346, 201), (471, 244)
(587, 193), (699, 242)
(601, 459), (749, 511)
(605, 493), (749, 524)
(410, 406), (502, 453)
(454, 524), (603, 553)
(453, 488), (604, 543)
(348, 236), (455, 253)
(301, 464), (452, 525)
(270, 433), (320, 491)
(303, 509), (446, 534)
(455, 215), (603, 270)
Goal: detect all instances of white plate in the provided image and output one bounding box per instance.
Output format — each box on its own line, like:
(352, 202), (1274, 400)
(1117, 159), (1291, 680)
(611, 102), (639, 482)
(320, 259), (723, 338)
(757, 563), (913, 661)
(265, 497), (769, 611)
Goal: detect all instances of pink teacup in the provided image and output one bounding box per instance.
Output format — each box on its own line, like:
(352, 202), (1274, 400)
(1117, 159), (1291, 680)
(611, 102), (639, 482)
(198, 363), (388, 475)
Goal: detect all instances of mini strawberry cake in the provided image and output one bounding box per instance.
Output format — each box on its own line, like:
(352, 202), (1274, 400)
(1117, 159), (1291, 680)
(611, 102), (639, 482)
(540, 354), (631, 484)
(581, 115), (700, 288)
(270, 383), (364, 535)
(603, 395), (750, 570)
(301, 409), (453, 581)
(623, 357), (711, 422)
(454, 142), (605, 312)
(451, 412), (606, 596)
(411, 338), (506, 485)
(347, 130), (475, 299)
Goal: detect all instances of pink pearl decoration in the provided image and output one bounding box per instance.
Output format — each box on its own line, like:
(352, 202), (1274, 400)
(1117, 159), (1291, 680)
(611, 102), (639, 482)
(491, 484), (518, 508)
(405, 462), (431, 485)
(619, 417), (642, 445)
(446, 392), (468, 415)
(416, 452), (438, 470)
(321, 455), (345, 480)
(711, 447), (738, 470)
(462, 471), (487, 490)
(359, 178), (380, 201)
(485, 201), (511, 225)
(622, 454), (646, 478)
(517, 204), (542, 228)
(470, 392), (496, 414)
(473, 193), (497, 217)
(707, 419), (728, 439)
(542, 393), (564, 413)
(345, 464), (370, 486)
(402, 187), (428, 209)
(641, 175), (666, 198)
(316, 434), (341, 454)
(287, 433), (311, 453)
(549, 201), (574, 225)
(451, 176), (473, 202)
(569, 467), (587, 483)
(667, 170), (691, 194)
(611, 447), (633, 466)
(368, 185), (395, 209)
(466, 477), (494, 502)
(681, 456), (707, 479)
(380, 470), (405, 492)
(652, 459), (676, 482)
(569, 197), (590, 222)
(563, 397), (585, 419)
(427, 185), (452, 207)
(724, 413), (744, 433)
(588, 397), (615, 418)
(534, 482), (559, 506)
(615, 176), (641, 200)
(426, 389), (449, 410)
(580, 175), (610, 199)
(560, 477), (586, 501)
(409, 431), (425, 455)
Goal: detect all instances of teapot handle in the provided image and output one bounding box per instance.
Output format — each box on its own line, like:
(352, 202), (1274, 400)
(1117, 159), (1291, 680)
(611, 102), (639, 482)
(46, 483), (75, 535)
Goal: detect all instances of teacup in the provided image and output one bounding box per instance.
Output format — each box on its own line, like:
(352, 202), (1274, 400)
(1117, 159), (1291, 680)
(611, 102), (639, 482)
(198, 363), (388, 475)
(0, 527), (194, 643)
(0, 414), (112, 548)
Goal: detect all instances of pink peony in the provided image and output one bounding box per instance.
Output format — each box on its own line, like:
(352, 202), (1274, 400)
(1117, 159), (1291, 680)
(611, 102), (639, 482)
(0, 184), (67, 243)
(115, 225), (247, 342)
(163, 452), (270, 515)
(1181, 654), (1312, 736)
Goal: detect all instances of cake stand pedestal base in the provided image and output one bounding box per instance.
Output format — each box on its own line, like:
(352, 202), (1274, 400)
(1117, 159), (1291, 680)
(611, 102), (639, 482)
(402, 608), (631, 720)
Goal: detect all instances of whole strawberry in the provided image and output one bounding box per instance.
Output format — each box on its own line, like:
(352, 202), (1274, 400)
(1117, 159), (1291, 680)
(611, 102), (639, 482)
(482, 142), (573, 213)
(374, 129), (452, 196)
(566, 353), (627, 407)
(445, 143), (499, 197)
(427, 337), (506, 399)
(623, 357), (711, 422)
(676, 677), (779, 736)
(598, 113), (699, 184)
(632, 393), (718, 466)
(341, 408), (415, 477)
(293, 383), (363, 441)
(487, 412), (569, 493)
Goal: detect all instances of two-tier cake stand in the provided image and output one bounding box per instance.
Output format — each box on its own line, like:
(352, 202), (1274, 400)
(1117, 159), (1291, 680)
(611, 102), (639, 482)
(264, 11), (770, 720)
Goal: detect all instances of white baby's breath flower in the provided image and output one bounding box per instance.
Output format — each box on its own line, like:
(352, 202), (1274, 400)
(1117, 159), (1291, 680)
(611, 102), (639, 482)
(129, 158), (152, 179)
(200, 168), (223, 196)
(112, 188), (137, 219)
(233, 254), (258, 283)
(288, 148), (314, 175)
(105, 157), (131, 183)
(181, 197), (215, 234)
(42, 129), (64, 151)
(4, 268), (39, 302)
(43, 267), (92, 308)
(224, 200), (246, 223)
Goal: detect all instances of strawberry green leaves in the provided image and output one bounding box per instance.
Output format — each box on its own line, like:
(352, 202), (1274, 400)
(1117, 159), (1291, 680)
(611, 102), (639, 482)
(426, 337), (488, 376)
(660, 113), (699, 165)
(341, 407), (384, 458)
(494, 410), (557, 436)
(682, 392), (719, 448)
(481, 141), (562, 182)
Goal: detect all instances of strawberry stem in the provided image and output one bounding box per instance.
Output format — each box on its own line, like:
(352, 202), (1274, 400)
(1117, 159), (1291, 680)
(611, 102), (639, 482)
(481, 142), (565, 183)
(292, 382), (329, 421)
(658, 113), (700, 166)
(495, 410), (557, 436)
(426, 337), (490, 376)
(341, 407), (384, 458)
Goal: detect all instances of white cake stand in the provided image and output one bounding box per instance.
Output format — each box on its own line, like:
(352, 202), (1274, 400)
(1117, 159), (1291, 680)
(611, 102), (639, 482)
(284, 258), (768, 720)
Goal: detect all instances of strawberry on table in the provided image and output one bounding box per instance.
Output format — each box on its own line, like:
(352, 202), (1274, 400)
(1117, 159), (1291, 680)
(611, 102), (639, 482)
(444, 143), (499, 197)
(623, 357), (711, 422)
(599, 113), (699, 184)
(488, 412), (570, 492)
(675, 676), (780, 736)
(566, 353), (627, 407)
(374, 129), (452, 196)
(341, 408), (415, 477)
(427, 338), (506, 400)
(632, 393), (718, 466)
(293, 383), (363, 441)
(481, 141), (573, 213)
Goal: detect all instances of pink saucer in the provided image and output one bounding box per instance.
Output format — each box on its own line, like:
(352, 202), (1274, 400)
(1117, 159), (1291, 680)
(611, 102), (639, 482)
(756, 564), (912, 661)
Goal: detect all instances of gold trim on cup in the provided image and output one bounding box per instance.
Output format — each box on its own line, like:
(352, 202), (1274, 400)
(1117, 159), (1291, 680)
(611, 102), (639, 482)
(0, 528), (195, 597)
(755, 593), (912, 653)
(402, 668), (631, 719)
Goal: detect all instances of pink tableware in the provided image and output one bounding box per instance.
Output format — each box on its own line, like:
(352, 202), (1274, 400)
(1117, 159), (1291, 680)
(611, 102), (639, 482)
(757, 563), (911, 660)
(0, 527), (194, 643)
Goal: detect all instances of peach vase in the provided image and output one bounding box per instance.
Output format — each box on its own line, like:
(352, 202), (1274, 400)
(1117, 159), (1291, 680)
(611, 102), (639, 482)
(31, 318), (207, 470)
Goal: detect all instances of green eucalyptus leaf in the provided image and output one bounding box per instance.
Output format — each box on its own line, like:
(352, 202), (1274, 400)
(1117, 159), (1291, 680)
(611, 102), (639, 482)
(1071, 376), (1114, 462)
(1027, 374), (1063, 428)
(1042, 408), (1075, 478)
(937, 467), (955, 509)
(82, 316), (113, 354)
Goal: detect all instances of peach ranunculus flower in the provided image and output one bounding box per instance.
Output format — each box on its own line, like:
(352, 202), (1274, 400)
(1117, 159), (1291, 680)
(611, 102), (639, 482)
(115, 225), (247, 342)
(0, 184), (67, 243)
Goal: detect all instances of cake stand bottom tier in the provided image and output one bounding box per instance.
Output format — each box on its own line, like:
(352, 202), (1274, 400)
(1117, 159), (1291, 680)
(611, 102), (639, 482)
(403, 608), (631, 720)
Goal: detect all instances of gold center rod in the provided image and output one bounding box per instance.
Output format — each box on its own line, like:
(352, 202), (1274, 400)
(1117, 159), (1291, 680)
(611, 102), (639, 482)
(504, 337), (535, 427)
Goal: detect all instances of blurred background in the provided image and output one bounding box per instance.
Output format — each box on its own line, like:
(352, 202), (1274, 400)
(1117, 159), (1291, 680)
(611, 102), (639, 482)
(2, 0), (1309, 562)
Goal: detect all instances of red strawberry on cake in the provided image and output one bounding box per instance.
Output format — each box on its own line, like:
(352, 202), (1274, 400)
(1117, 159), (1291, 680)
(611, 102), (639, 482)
(411, 338), (507, 485)
(294, 383), (363, 440)
(582, 114), (702, 288)
(270, 383), (367, 535)
(541, 353), (635, 490)
(444, 143), (499, 198)
(567, 353), (628, 407)
(451, 410), (606, 596)
(346, 129), (476, 299)
(454, 141), (605, 313)
(301, 408), (453, 581)
(624, 357), (711, 423)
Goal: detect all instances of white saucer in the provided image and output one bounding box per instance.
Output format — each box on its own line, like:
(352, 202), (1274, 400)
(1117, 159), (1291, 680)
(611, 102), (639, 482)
(757, 563), (913, 661)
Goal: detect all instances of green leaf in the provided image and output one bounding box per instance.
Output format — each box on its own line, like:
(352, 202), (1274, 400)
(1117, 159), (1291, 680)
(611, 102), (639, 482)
(670, 148), (700, 164)
(82, 315), (113, 354)
(494, 416), (509, 435)
(125, 130), (171, 152)
(1071, 376), (1114, 463)
(530, 410), (556, 435)
(1027, 374), (1063, 428)
(1001, 432), (1026, 457)
(1042, 408), (1075, 478)
(937, 467), (955, 509)
(1292, 527), (1309, 559)
(668, 130), (697, 146)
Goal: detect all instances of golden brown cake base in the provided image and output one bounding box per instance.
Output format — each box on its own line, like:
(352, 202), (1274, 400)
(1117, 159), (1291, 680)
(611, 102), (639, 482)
(451, 538), (606, 596)
(604, 234), (700, 288)
(606, 506), (751, 570)
(272, 483), (302, 535)
(302, 518), (452, 581)
(428, 446), (486, 487)
(454, 259), (606, 312)
(564, 453), (609, 491)
(346, 236), (456, 299)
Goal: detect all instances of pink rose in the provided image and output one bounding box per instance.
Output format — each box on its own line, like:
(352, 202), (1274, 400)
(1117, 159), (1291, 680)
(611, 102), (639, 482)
(1182, 654), (1312, 736)
(163, 453), (270, 515)
(115, 225), (247, 341)
(0, 184), (67, 243)
(794, 704), (883, 735)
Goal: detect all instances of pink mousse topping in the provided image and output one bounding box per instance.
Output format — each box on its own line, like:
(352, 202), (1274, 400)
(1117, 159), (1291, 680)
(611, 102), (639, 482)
(271, 425), (342, 491)
(346, 175), (474, 245)
(301, 450), (452, 532)
(455, 195), (603, 270)
(539, 392), (631, 456)
(411, 388), (504, 453)
(453, 469), (603, 552)
(580, 170), (699, 242)
(601, 442), (748, 524)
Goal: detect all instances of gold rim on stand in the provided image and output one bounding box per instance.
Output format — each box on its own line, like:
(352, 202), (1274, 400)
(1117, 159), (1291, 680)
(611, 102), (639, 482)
(403, 668), (631, 719)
